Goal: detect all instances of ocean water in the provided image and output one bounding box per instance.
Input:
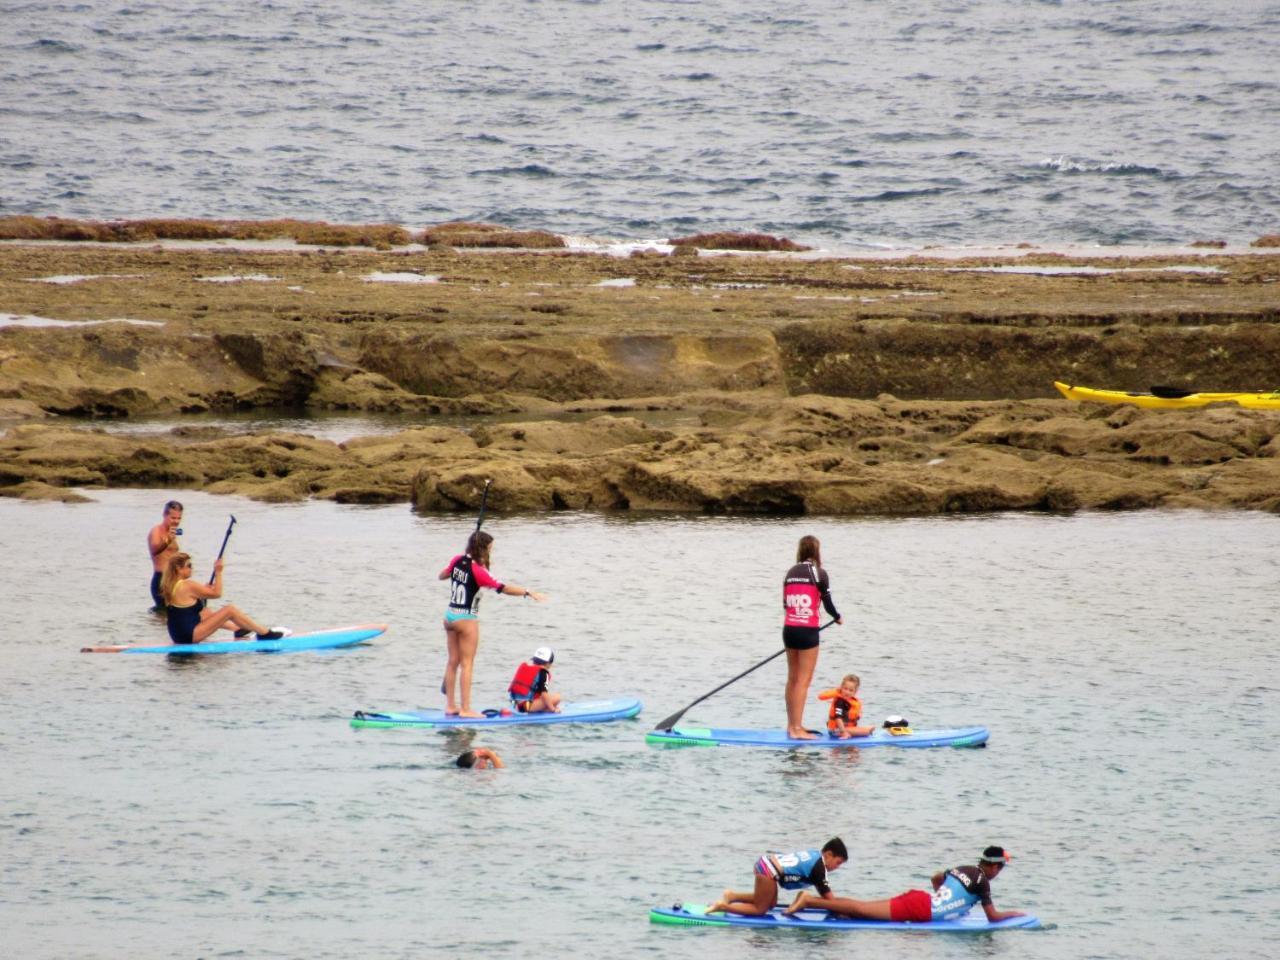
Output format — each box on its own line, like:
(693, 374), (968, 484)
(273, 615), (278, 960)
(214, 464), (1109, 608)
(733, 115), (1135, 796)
(2, 490), (1278, 959)
(2, 0), (1278, 247)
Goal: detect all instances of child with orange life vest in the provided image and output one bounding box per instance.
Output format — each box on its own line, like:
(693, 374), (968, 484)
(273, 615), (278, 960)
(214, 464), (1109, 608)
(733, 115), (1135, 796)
(817, 673), (875, 739)
(508, 646), (563, 714)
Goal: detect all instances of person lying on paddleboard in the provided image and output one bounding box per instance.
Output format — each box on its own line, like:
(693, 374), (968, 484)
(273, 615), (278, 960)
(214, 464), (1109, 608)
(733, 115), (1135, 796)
(439, 531), (546, 718)
(508, 646), (562, 713)
(783, 535), (843, 739)
(147, 499), (183, 612)
(456, 748), (504, 769)
(707, 838), (848, 917)
(783, 845), (1026, 923)
(818, 672), (874, 738)
(160, 552), (285, 644)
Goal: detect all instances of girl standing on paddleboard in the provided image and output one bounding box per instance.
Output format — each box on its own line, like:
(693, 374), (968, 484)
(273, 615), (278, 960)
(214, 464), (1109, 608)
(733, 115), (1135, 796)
(439, 531), (546, 718)
(782, 535), (842, 739)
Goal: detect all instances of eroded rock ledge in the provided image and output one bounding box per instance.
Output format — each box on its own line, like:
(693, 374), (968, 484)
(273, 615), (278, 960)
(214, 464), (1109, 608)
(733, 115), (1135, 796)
(4, 241), (1280, 513)
(4, 395), (1280, 514)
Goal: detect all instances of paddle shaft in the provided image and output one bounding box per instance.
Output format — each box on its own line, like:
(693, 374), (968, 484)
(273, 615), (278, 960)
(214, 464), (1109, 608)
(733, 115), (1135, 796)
(441, 480), (494, 695)
(473, 478), (493, 537)
(207, 515), (237, 585)
(653, 620), (835, 731)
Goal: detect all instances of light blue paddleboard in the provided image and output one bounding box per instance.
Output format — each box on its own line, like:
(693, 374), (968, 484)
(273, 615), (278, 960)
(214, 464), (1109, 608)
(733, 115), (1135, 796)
(351, 697), (642, 729)
(646, 725), (988, 748)
(650, 902), (1040, 931)
(82, 623), (387, 655)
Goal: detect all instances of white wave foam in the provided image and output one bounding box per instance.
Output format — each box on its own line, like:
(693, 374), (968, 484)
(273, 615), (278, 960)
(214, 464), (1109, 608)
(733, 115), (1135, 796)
(1039, 155), (1161, 174)
(24, 274), (144, 284)
(0, 313), (165, 329)
(877, 264), (1225, 276)
(563, 235), (675, 257)
(361, 272), (440, 283)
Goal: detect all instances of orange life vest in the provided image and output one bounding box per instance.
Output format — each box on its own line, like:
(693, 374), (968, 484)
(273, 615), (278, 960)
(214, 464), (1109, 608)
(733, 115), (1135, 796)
(817, 688), (862, 730)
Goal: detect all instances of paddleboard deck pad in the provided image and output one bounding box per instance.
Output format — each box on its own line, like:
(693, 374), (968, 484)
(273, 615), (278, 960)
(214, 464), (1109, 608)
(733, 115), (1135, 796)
(351, 697), (642, 729)
(646, 725), (988, 748)
(650, 902), (1040, 931)
(82, 623), (387, 655)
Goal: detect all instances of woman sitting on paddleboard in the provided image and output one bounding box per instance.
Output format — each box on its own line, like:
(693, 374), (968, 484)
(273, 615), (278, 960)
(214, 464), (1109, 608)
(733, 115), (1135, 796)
(783, 535), (842, 739)
(439, 531), (546, 718)
(160, 552), (284, 644)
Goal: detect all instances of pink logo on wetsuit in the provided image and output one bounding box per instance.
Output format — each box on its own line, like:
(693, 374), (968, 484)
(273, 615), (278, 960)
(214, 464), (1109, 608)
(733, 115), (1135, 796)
(783, 561), (822, 628)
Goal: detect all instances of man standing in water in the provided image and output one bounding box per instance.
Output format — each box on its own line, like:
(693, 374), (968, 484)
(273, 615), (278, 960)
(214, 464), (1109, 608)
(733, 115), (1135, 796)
(147, 500), (183, 611)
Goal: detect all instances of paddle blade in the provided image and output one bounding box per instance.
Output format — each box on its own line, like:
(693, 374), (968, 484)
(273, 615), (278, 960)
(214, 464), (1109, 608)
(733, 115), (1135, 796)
(653, 707), (688, 732)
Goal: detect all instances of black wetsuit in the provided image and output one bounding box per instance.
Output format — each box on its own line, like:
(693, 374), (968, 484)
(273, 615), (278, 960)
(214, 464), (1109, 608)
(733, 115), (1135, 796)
(782, 561), (840, 650)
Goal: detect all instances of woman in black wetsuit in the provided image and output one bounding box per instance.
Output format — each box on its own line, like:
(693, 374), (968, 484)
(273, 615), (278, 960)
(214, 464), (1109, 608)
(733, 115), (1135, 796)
(782, 535), (842, 739)
(160, 552), (282, 644)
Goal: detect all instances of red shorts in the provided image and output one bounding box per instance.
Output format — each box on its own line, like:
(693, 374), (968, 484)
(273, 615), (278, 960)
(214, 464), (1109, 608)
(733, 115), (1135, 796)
(888, 889), (931, 923)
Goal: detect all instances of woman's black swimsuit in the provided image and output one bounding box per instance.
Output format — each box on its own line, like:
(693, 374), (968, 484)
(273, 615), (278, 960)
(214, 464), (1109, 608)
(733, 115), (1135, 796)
(166, 597), (205, 644)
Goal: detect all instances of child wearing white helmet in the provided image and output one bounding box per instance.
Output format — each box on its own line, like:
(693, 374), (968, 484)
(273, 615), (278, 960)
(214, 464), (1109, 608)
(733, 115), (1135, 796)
(508, 646), (563, 714)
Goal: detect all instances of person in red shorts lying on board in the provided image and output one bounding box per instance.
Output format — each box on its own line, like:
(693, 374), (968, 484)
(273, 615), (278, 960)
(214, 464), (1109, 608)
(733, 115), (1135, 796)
(784, 846), (1026, 923)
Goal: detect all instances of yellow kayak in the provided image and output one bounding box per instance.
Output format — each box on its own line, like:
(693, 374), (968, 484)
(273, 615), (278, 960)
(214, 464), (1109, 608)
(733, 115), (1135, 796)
(1054, 381), (1280, 410)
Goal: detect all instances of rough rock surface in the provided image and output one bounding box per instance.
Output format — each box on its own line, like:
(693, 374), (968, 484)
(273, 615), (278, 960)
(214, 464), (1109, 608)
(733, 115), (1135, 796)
(4, 241), (1280, 513)
(4, 396), (1280, 514)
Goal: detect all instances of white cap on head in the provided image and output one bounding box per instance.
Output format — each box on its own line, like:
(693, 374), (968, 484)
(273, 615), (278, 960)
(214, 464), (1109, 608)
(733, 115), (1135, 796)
(532, 646), (555, 665)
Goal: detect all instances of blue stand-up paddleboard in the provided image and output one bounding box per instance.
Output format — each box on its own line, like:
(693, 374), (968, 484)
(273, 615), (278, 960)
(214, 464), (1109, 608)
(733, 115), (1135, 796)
(351, 697), (642, 729)
(650, 902), (1040, 931)
(645, 725), (988, 749)
(81, 623), (387, 655)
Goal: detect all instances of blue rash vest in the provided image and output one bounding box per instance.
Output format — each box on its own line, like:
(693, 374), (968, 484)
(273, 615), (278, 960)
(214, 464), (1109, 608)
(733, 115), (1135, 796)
(770, 849), (831, 894)
(929, 865), (992, 920)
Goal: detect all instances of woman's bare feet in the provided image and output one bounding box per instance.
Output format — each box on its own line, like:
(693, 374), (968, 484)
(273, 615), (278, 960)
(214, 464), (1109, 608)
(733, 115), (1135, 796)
(706, 900), (728, 914)
(458, 710), (484, 718)
(787, 727), (819, 740)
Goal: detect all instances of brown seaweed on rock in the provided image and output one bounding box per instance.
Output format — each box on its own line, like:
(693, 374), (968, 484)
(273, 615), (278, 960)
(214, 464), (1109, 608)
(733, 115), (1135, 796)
(668, 231), (811, 252)
(418, 222), (565, 249)
(0, 216), (411, 248)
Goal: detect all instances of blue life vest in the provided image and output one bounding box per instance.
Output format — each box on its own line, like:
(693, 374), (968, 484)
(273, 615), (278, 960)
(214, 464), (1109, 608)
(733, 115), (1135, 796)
(930, 870), (982, 919)
(771, 849), (825, 890)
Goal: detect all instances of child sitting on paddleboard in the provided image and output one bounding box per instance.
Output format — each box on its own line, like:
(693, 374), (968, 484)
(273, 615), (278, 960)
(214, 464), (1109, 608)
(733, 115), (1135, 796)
(508, 646), (562, 714)
(817, 673), (875, 739)
(707, 838), (847, 916)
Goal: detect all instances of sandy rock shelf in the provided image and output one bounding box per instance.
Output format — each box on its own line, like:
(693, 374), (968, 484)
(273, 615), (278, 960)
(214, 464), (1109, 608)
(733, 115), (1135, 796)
(3, 241), (1280, 513)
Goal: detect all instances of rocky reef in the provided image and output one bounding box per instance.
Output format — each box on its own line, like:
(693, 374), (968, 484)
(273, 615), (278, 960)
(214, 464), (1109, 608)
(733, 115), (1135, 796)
(3, 238), (1280, 514)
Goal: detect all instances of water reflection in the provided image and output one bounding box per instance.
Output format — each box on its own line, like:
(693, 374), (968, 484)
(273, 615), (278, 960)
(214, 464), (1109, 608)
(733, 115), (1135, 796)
(69, 406), (706, 444)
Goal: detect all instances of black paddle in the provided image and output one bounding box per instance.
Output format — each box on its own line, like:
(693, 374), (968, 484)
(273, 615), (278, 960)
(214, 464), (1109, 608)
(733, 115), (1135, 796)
(207, 515), (237, 585)
(653, 620), (836, 731)
(441, 480), (494, 695)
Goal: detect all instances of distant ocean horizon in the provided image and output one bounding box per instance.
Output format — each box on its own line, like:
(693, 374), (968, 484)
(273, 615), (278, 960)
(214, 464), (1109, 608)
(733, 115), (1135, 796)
(3, 0), (1278, 248)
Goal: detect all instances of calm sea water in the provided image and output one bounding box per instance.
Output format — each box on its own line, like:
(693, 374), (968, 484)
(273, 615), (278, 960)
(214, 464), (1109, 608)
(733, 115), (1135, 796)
(2, 489), (1277, 959)
(2, 0), (1278, 246)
